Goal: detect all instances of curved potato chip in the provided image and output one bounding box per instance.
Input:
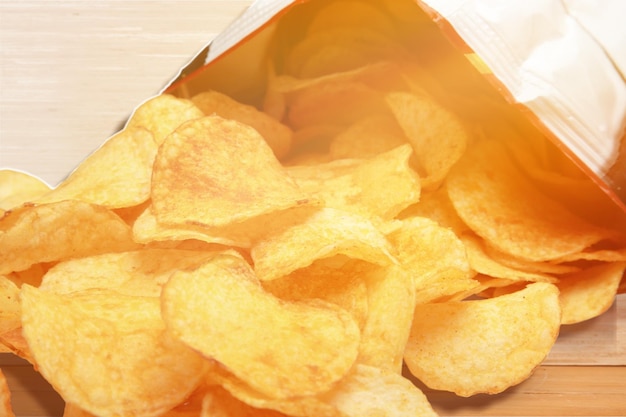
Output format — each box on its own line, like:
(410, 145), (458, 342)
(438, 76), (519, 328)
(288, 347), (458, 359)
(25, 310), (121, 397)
(213, 364), (437, 417)
(0, 201), (138, 276)
(0, 169), (51, 210)
(386, 216), (477, 303)
(151, 115), (314, 229)
(34, 127), (157, 209)
(162, 253), (360, 399)
(398, 186), (469, 235)
(287, 144), (420, 221)
(125, 94), (204, 146)
(39, 248), (227, 297)
(357, 264), (415, 373)
(191, 90), (292, 159)
(21, 286), (208, 417)
(251, 208), (397, 282)
(286, 81), (389, 130)
(558, 262), (626, 324)
(404, 282), (561, 396)
(461, 234), (557, 283)
(446, 138), (613, 262)
(386, 91), (468, 190)
(0, 276), (20, 336)
(263, 258), (369, 330)
(201, 385), (288, 417)
(329, 115), (408, 160)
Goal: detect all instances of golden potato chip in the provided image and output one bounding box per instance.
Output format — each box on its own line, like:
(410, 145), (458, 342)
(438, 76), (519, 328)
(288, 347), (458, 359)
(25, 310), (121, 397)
(162, 252), (360, 399)
(286, 81), (389, 130)
(481, 243), (582, 275)
(286, 144), (420, 221)
(191, 90), (292, 159)
(39, 248), (227, 297)
(398, 186), (469, 236)
(151, 115), (315, 229)
(557, 262), (626, 324)
(404, 282), (561, 396)
(385, 91), (469, 189)
(284, 27), (407, 78)
(132, 205), (247, 247)
(0, 327), (32, 362)
(0, 169), (51, 210)
(386, 216), (478, 303)
(34, 127), (157, 209)
(21, 285), (208, 417)
(329, 115), (408, 160)
(552, 246), (626, 263)
(357, 264), (415, 373)
(0, 277), (20, 336)
(125, 94), (204, 146)
(0, 369), (15, 417)
(262, 257), (369, 330)
(446, 138), (614, 262)
(0, 201), (138, 276)
(461, 234), (557, 283)
(134, 203), (320, 249)
(213, 364), (437, 417)
(251, 207), (397, 282)
(62, 403), (97, 417)
(273, 62), (404, 97)
(201, 385), (288, 417)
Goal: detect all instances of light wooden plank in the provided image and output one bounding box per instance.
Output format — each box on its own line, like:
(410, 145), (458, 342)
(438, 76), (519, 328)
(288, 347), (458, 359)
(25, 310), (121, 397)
(417, 366), (626, 417)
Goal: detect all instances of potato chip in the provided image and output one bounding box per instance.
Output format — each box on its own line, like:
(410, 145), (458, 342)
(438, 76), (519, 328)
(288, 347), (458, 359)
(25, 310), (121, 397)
(191, 90), (292, 159)
(357, 264), (415, 373)
(125, 94), (204, 146)
(272, 62), (404, 97)
(284, 28), (407, 78)
(329, 115), (408, 160)
(162, 252), (360, 399)
(404, 282), (561, 396)
(251, 208), (397, 282)
(151, 115), (315, 229)
(481, 243), (582, 275)
(0, 277), (20, 336)
(386, 91), (469, 189)
(262, 257), (369, 330)
(34, 127), (157, 209)
(0, 369), (15, 417)
(446, 138), (614, 262)
(386, 216), (478, 303)
(286, 144), (420, 221)
(0, 201), (138, 276)
(557, 262), (626, 325)
(461, 233), (557, 283)
(62, 403), (97, 417)
(0, 327), (32, 362)
(286, 81), (389, 130)
(21, 285), (208, 417)
(213, 364), (437, 417)
(398, 186), (469, 236)
(0, 169), (51, 210)
(201, 385), (288, 417)
(39, 248), (227, 297)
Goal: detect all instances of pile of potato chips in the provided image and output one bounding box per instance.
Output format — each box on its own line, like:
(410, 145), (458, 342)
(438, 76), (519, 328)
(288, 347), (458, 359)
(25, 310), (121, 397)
(1, 0), (625, 416)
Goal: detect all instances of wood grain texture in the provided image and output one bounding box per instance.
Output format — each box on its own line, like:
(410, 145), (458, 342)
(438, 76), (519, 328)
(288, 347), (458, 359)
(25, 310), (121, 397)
(0, 1), (624, 416)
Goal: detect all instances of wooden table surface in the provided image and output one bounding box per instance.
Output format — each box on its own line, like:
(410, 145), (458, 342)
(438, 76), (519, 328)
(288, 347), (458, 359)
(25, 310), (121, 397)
(0, 1), (625, 416)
